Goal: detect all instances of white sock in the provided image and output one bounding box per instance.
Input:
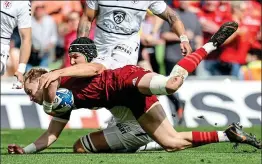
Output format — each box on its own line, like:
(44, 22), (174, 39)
(202, 42), (217, 54)
(169, 65), (189, 80)
(217, 131), (230, 142)
(138, 141), (163, 151)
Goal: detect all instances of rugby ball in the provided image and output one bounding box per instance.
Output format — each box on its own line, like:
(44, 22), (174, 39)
(51, 88), (74, 115)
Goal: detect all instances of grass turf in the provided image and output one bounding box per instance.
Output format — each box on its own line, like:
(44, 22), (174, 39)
(1, 126), (261, 164)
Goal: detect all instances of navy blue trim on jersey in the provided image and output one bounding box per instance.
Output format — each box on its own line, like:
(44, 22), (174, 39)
(96, 24), (137, 36)
(0, 37), (11, 40)
(98, 4), (147, 12)
(0, 11), (15, 19)
(135, 133), (148, 137)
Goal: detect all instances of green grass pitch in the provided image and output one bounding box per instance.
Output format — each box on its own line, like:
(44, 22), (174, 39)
(1, 126), (261, 164)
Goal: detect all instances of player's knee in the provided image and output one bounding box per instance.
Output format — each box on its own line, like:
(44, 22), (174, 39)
(73, 139), (86, 153)
(149, 75), (169, 95)
(165, 76), (183, 94)
(73, 134), (97, 153)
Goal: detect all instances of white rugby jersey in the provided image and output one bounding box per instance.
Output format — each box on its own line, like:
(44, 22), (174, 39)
(87, 0), (166, 57)
(0, 1), (31, 45)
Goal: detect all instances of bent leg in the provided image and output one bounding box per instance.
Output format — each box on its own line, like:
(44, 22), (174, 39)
(137, 103), (228, 152)
(73, 130), (111, 153)
(137, 48), (208, 95)
(137, 103), (192, 151)
(73, 123), (152, 153)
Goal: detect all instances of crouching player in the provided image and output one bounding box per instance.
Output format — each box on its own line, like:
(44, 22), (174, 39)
(8, 22), (261, 154)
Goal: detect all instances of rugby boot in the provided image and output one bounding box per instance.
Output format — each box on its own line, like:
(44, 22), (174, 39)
(224, 122), (261, 149)
(208, 21), (238, 47)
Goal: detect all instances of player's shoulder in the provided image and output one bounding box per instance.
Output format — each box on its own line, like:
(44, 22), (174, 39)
(13, 0), (30, 8)
(7, 0), (31, 14)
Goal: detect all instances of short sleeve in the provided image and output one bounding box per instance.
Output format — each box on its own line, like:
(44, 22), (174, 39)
(148, 1), (167, 15)
(86, 0), (98, 10)
(17, 1), (31, 29)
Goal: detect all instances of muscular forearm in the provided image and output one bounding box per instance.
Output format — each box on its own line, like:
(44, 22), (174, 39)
(19, 37), (31, 64)
(18, 36), (31, 73)
(56, 63), (105, 78)
(170, 19), (187, 38)
(23, 131), (57, 153)
(35, 131), (57, 152)
(77, 15), (92, 38)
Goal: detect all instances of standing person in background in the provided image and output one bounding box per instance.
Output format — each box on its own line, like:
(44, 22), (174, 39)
(198, 1), (232, 76)
(218, 1), (261, 77)
(63, 11), (81, 68)
(160, 1), (203, 124)
(28, 3), (58, 71)
(139, 11), (165, 73)
(0, 1), (31, 88)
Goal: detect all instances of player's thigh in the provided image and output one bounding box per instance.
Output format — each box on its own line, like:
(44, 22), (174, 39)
(103, 122), (152, 153)
(137, 103), (180, 149)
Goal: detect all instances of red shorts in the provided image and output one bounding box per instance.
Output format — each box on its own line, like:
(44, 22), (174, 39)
(114, 65), (159, 118)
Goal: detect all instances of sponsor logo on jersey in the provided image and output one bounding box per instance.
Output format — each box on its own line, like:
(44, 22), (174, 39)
(113, 44), (133, 55)
(3, 1), (12, 9)
(113, 11), (126, 24)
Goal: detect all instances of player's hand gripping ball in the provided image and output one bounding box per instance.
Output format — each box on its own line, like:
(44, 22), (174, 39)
(44, 88), (75, 116)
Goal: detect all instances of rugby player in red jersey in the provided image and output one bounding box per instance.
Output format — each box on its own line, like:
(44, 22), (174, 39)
(8, 22), (261, 154)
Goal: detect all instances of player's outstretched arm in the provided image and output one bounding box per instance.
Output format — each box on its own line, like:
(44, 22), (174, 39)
(155, 5), (192, 56)
(8, 119), (67, 154)
(77, 5), (97, 38)
(38, 63), (106, 89)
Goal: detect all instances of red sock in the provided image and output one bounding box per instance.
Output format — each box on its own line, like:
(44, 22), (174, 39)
(177, 48), (207, 73)
(192, 131), (219, 147)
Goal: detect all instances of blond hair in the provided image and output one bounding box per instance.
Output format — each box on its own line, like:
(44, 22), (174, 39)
(24, 68), (48, 83)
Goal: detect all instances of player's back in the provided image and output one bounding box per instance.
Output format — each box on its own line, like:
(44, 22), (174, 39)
(88, 0), (166, 56)
(59, 65), (150, 109)
(60, 68), (123, 109)
(0, 1), (31, 45)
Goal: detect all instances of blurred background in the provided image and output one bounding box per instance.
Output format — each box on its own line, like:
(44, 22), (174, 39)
(1, 0), (261, 129)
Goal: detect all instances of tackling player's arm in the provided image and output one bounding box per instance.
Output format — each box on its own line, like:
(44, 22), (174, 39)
(77, 3), (98, 38)
(38, 63), (106, 89)
(55, 63), (106, 78)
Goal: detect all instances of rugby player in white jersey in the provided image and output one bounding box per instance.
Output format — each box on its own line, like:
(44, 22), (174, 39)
(78, 0), (192, 67)
(0, 0), (31, 88)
